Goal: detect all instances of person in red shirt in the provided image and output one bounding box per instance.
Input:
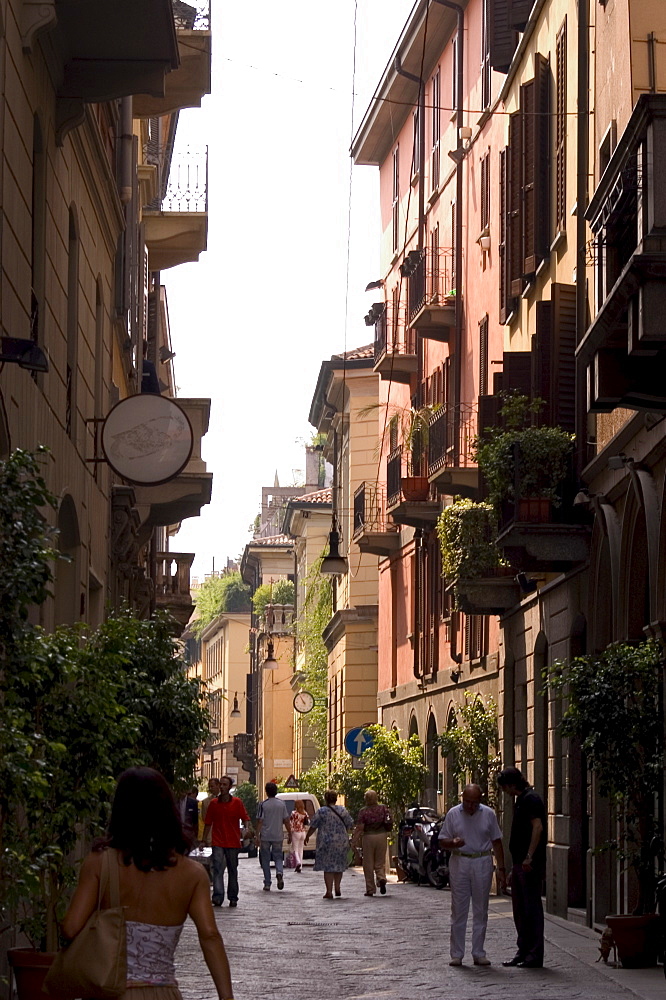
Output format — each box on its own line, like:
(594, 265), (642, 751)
(203, 775), (251, 908)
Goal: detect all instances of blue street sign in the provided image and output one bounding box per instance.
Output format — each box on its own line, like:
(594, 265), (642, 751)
(344, 726), (374, 757)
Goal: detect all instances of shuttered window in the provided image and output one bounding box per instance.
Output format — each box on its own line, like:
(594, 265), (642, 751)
(499, 147), (510, 322)
(489, 0), (518, 73)
(464, 615), (488, 661)
(431, 222), (440, 304)
(392, 145), (400, 253)
(481, 0), (492, 109)
(480, 150), (491, 232)
(509, 0), (533, 31)
(531, 283), (576, 431)
(412, 108), (421, 178)
(431, 69), (441, 193)
(508, 112), (523, 297)
(451, 200), (457, 292)
(521, 53), (551, 276)
(555, 20), (567, 232)
(479, 314), (489, 395)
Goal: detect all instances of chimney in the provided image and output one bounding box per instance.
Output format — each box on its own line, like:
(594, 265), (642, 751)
(305, 445), (323, 490)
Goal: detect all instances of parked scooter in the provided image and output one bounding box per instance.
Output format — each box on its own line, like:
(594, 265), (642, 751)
(398, 805), (448, 886)
(423, 817), (450, 889)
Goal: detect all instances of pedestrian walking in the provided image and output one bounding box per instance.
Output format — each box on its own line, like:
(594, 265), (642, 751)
(304, 790), (354, 899)
(354, 789), (392, 897)
(178, 788), (199, 845)
(254, 782), (292, 891)
(438, 783), (506, 967)
(202, 775), (250, 908)
(498, 766), (546, 969)
(61, 766), (234, 1000)
(200, 778), (221, 828)
(289, 800), (309, 872)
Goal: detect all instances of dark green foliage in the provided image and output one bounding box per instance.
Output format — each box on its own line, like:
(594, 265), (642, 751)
(252, 580), (295, 617)
(435, 695), (501, 807)
(192, 572), (251, 636)
(234, 782), (258, 823)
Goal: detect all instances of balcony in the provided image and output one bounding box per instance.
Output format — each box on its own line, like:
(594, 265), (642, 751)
(133, 397), (212, 539)
(427, 404), (479, 498)
(143, 147), (208, 270)
(134, 1), (212, 118)
(448, 572), (521, 616)
(353, 482), (401, 556)
(261, 603), (295, 636)
(386, 446), (440, 528)
(582, 95), (666, 413)
(368, 302), (417, 385)
(402, 248), (455, 341)
(155, 551), (195, 626)
(22, 0), (179, 143)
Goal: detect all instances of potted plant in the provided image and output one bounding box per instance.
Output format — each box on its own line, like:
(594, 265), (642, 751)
(547, 640), (663, 967)
(474, 394), (574, 519)
(359, 402), (441, 501)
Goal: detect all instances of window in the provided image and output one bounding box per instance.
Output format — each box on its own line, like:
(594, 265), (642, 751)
(430, 222), (440, 304)
(480, 149), (491, 232)
(412, 108), (421, 178)
(31, 116), (46, 357)
(66, 208), (79, 441)
(392, 145), (400, 253)
(479, 314), (489, 395)
(452, 35), (459, 109)
(451, 201), (457, 292)
(481, 0), (492, 109)
(598, 119), (617, 178)
(431, 69), (441, 193)
(555, 20), (567, 232)
(464, 614), (488, 660)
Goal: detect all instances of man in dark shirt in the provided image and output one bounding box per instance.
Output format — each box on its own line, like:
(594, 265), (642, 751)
(497, 766), (547, 968)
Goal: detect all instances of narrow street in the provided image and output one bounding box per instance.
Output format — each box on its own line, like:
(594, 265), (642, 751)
(175, 858), (665, 1000)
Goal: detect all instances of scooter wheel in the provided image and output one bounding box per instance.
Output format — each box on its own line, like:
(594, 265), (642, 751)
(425, 855), (448, 890)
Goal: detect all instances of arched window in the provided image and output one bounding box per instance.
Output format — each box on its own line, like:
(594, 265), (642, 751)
(66, 208), (79, 440)
(54, 494), (80, 625)
(425, 713), (439, 808)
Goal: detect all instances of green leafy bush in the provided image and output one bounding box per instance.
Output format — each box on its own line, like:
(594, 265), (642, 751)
(436, 499), (501, 580)
(192, 572), (251, 636)
(252, 580), (295, 617)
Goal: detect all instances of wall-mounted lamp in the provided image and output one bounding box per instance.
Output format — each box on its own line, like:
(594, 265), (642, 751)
(0, 336), (49, 373)
(159, 345), (176, 363)
(450, 669), (461, 684)
(479, 234), (491, 252)
(320, 525), (348, 574)
(230, 692), (241, 717)
(458, 125), (472, 140)
(608, 452), (631, 470)
(365, 279), (384, 291)
(262, 640), (279, 670)
(516, 572), (538, 595)
(448, 146), (466, 165)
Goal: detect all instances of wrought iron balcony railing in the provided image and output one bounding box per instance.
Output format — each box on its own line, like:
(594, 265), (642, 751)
(387, 447), (403, 506)
(173, 0), (211, 30)
(401, 247), (455, 325)
(143, 146), (208, 212)
(369, 301), (416, 364)
(353, 483), (398, 537)
(427, 404), (478, 475)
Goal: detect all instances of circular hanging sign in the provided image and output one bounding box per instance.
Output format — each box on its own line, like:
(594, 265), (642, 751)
(101, 394), (194, 486)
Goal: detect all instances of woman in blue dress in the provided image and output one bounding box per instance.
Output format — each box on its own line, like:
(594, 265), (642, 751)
(304, 789), (354, 899)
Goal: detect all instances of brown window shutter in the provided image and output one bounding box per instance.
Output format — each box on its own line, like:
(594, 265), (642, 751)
(534, 53), (551, 266)
(550, 282), (576, 431)
(555, 20), (567, 231)
(478, 393), (503, 436)
(489, 0), (518, 72)
(532, 300), (552, 418)
(509, 0), (533, 31)
(521, 78), (536, 276)
(499, 147), (509, 323)
(503, 350), (532, 396)
(479, 314), (489, 395)
(508, 112), (523, 297)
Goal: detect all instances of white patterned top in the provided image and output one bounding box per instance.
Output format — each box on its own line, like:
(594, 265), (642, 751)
(126, 921), (184, 986)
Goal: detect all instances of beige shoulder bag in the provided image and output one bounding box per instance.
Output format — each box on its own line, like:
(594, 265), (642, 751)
(43, 848), (127, 1000)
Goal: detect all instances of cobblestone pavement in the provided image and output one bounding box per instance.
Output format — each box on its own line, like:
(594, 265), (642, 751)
(175, 857), (665, 1000)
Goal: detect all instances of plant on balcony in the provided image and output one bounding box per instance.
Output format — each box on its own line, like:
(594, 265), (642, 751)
(547, 640), (663, 919)
(252, 579), (295, 617)
(436, 498), (502, 580)
(192, 570), (251, 636)
(474, 394), (574, 511)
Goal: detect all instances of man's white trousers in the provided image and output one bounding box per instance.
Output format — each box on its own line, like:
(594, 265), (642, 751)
(448, 853), (494, 960)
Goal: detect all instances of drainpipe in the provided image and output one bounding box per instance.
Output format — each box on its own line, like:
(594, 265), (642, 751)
(434, 0), (464, 421)
(119, 97), (133, 205)
(575, 0), (589, 467)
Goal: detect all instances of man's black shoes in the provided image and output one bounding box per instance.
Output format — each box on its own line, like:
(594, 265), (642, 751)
(517, 960), (543, 968)
(229, 900), (237, 907)
(502, 956), (522, 966)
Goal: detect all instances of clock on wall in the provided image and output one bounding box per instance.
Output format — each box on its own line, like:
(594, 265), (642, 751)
(293, 690), (315, 714)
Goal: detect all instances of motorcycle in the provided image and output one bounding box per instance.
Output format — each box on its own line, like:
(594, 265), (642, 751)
(398, 805), (449, 888)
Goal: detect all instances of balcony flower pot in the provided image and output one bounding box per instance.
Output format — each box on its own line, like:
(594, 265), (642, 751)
(8, 949), (56, 1000)
(605, 914), (660, 968)
(516, 497), (551, 523)
(401, 476), (430, 501)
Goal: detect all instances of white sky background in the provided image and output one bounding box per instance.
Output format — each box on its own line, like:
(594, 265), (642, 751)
(164, 0), (412, 579)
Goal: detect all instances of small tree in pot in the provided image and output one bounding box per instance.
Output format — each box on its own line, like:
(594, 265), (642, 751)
(547, 640), (663, 954)
(436, 498), (502, 581)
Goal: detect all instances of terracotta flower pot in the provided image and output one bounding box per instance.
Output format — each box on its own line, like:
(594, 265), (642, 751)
(605, 913), (660, 968)
(401, 476), (430, 501)
(7, 949), (56, 1000)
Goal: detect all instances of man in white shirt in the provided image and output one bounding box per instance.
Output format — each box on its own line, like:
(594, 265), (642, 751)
(439, 784), (506, 967)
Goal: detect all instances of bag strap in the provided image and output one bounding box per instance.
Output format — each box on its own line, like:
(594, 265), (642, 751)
(325, 805), (348, 829)
(98, 848), (121, 910)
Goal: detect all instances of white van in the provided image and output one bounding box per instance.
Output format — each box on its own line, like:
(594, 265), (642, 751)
(276, 792), (321, 857)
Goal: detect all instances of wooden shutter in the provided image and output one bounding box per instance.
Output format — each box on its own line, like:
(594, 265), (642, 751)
(531, 284), (576, 431)
(499, 147), (509, 323)
(521, 78), (537, 276)
(503, 351), (533, 396)
(508, 112), (523, 297)
(489, 0), (518, 73)
(509, 0), (533, 31)
(478, 393), (503, 436)
(479, 314), (489, 395)
(522, 54), (550, 276)
(555, 20), (567, 231)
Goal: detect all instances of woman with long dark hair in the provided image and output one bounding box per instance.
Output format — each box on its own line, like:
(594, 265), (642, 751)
(61, 767), (234, 1000)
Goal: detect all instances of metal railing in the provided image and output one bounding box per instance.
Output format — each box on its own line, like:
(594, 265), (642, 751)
(402, 247), (455, 325)
(387, 447), (403, 506)
(261, 603), (295, 636)
(173, 0), (210, 30)
(371, 300), (416, 363)
(144, 146), (208, 212)
(427, 404), (478, 474)
(353, 483), (399, 537)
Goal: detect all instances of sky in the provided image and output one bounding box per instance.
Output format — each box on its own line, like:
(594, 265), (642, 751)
(164, 0), (412, 580)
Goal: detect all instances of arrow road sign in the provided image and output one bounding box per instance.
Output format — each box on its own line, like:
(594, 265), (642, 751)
(344, 726), (374, 757)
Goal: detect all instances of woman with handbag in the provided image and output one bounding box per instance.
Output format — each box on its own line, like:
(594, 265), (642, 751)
(304, 790), (353, 899)
(288, 800), (309, 873)
(59, 767), (234, 1000)
(354, 789), (392, 897)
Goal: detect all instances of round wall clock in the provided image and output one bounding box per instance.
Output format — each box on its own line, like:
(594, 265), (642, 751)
(293, 690), (315, 714)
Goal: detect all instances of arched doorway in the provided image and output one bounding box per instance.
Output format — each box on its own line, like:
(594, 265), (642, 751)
(425, 713), (439, 808)
(533, 631), (548, 803)
(445, 708), (458, 807)
(54, 494), (80, 625)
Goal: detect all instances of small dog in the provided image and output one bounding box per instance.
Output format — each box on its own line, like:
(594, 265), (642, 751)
(597, 926), (617, 965)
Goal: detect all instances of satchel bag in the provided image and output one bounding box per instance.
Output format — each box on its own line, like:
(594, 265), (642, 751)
(43, 849), (127, 1000)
